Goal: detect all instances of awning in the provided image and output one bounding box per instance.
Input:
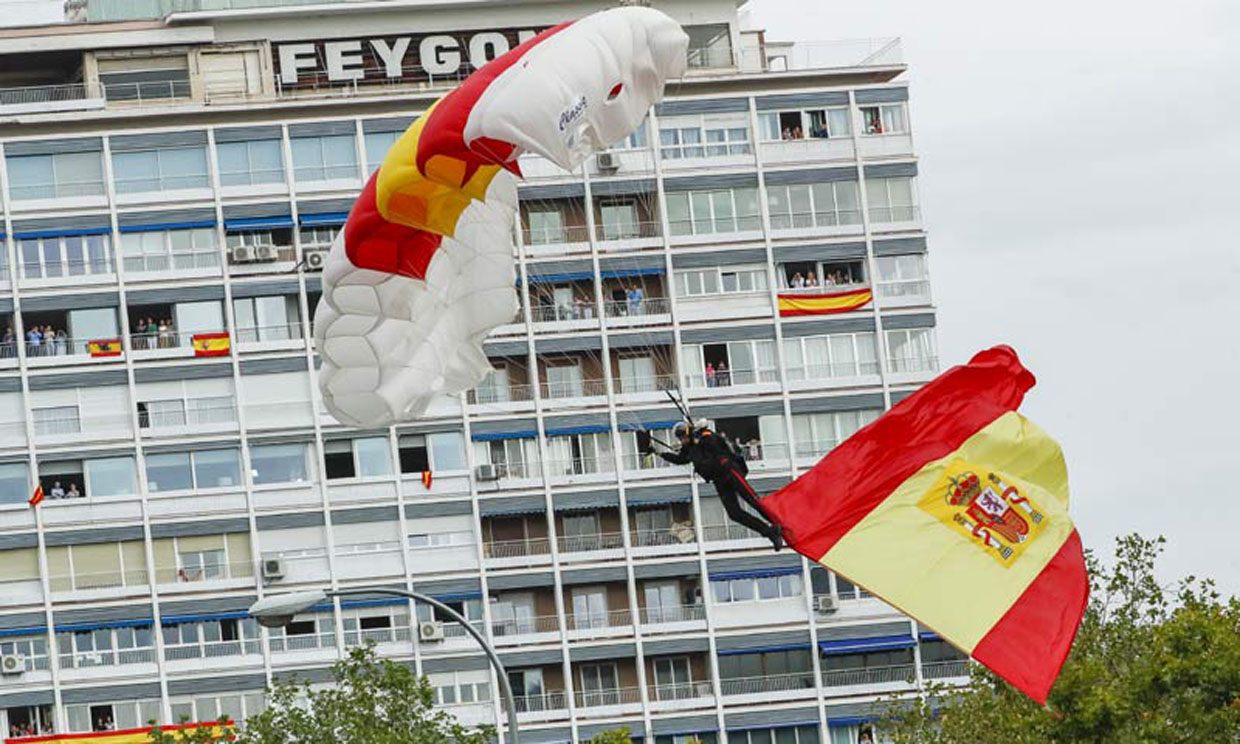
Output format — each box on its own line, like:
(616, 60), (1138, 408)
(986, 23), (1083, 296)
(470, 430), (538, 442)
(818, 634), (917, 655)
(161, 611), (250, 625)
(618, 419), (680, 432)
(544, 424), (610, 437)
(119, 220), (215, 234)
(600, 267), (664, 279)
(224, 216), (295, 231)
(717, 644), (812, 656)
(14, 226), (111, 239)
(298, 212), (350, 226)
(709, 567), (801, 581)
(524, 271), (594, 284)
(55, 619), (153, 633)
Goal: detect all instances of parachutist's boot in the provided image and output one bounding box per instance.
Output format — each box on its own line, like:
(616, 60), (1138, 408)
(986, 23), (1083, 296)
(768, 526), (785, 552)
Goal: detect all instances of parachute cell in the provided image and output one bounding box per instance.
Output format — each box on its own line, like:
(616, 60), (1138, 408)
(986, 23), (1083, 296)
(315, 7), (688, 427)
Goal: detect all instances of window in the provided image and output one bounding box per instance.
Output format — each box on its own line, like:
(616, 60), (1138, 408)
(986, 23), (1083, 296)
(875, 254), (929, 301)
(676, 264), (767, 298)
(57, 625), (154, 669)
(364, 130), (401, 173)
(652, 656), (693, 698)
(0, 462), (29, 505)
(169, 691), (265, 727)
(32, 405), (80, 436)
(885, 328), (937, 373)
(121, 228), (218, 273)
(233, 295), (300, 342)
(267, 614), (334, 652)
(717, 648), (814, 682)
(428, 431), (466, 471)
(608, 118), (649, 150)
(660, 127), (702, 159)
(665, 187), (760, 236)
(660, 117), (750, 159)
(98, 53), (190, 100)
(792, 410), (881, 457)
(544, 431), (613, 476)
(599, 201), (640, 240)
(526, 208), (566, 245)
(178, 549), (226, 581)
(407, 530), (473, 549)
(85, 456), (137, 498)
(682, 340), (778, 388)
(146, 448), (241, 493)
(860, 103), (907, 135)
(325, 436), (391, 480)
(18, 234), (113, 279)
(578, 662), (620, 703)
(431, 674), (492, 707)
(767, 182), (862, 230)
(544, 362), (584, 398)
(299, 226), (339, 251)
(6, 150), (105, 200)
(865, 177), (917, 222)
(711, 572), (803, 603)
(685, 23), (732, 68)
(735, 726), (821, 744)
(474, 437), (539, 479)
(571, 586), (609, 629)
(66, 699), (161, 733)
(216, 139), (284, 187)
(291, 133), (358, 182)
(782, 332), (879, 380)
(397, 434), (429, 473)
(250, 443), (308, 485)
(760, 108), (851, 141)
(112, 147), (209, 193)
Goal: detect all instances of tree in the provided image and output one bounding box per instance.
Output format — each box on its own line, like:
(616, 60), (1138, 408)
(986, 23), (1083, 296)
(882, 534), (1240, 743)
(585, 728), (635, 744)
(148, 646), (493, 744)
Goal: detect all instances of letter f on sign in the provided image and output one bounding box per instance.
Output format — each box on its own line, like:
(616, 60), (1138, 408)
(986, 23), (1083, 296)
(279, 43), (319, 85)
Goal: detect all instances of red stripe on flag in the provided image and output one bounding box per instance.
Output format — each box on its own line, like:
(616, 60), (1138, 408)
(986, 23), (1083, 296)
(29, 484), (44, 507)
(971, 529), (1089, 704)
(761, 346), (1036, 559)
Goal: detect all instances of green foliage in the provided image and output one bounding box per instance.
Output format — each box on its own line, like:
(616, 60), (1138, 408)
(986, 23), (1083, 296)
(882, 534), (1240, 744)
(148, 646), (493, 744)
(585, 728), (636, 744)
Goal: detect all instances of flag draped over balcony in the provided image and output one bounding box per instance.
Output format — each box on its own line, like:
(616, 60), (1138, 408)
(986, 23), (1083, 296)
(777, 288), (872, 317)
(28, 483), (44, 507)
(86, 338), (122, 357)
(761, 346), (1088, 704)
(191, 332), (231, 358)
(12, 722), (232, 743)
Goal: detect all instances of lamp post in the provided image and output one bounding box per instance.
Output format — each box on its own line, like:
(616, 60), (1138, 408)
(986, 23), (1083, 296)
(249, 588), (520, 744)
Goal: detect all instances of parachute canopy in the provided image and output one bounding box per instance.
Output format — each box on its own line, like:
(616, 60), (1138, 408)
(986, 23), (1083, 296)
(314, 7), (688, 427)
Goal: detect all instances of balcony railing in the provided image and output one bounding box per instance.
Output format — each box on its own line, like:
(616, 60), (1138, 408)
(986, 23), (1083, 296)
(702, 523), (766, 543)
(632, 527), (696, 547)
(269, 631), (335, 653)
(24, 335), (120, 360)
(567, 609), (631, 631)
(777, 281), (868, 295)
(868, 205), (921, 223)
(602, 297), (670, 319)
(483, 537), (551, 560)
(684, 368), (779, 389)
(769, 210), (863, 231)
(59, 646), (155, 669)
(595, 221), (661, 241)
(163, 559), (252, 585)
(439, 620), (486, 640)
(574, 686), (642, 708)
(345, 625), (412, 647)
(785, 361), (881, 381)
(649, 681), (713, 702)
(129, 329), (225, 352)
(20, 258), (116, 280)
(49, 569), (149, 593)
(491, 615), (559, 637)
(468, 383), (535, 405)
(720, 672), (817, 696)
(514, 691), (567, 713)
(124, 251), (220, 273)
(615, 374), (677, 395)
(922, 659), (970, 680)
(821, 664), (917, 688)
(640, 604), (706, 625)
(235, 324), (303, 344)
(531, 303), (597, 323)
(140, 397), (237, 429)
(540, 378), (606, 400)
(0, 82), (103, 107)
(794, 439), (839, 459)
(557, 532), (625, 554)
(876, 279), (932, 303)
(165, 639), (261, 661)
(543, 456), (614, 478)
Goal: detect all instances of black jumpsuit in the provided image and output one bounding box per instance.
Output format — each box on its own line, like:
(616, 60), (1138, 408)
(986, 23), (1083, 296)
(658, 430), (779, 541)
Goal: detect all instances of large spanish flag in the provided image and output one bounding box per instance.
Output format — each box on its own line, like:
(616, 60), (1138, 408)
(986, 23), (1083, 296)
(778, 288), (872, 317)
(191, 332), (231, 358)
(8, 722), (232, 743)
(763, 346), (1087, 703)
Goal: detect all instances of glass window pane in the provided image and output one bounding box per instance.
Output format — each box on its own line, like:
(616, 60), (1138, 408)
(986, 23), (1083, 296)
(146, 453), (192, 493)
(250, 444), (307, 485)
(428, 432), (465, 471)
(355, 437), (392, 478)
(0, 463), (29, 504)
(86, 457), (137, 498)
(193, 449), (241, 489)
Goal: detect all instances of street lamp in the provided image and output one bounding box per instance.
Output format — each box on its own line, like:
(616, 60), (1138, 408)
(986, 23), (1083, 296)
(249, 588), (520, 744)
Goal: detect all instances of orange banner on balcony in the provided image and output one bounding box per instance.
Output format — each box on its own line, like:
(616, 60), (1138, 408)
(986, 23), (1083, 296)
(86, 338), (122, 357)
(191, 333), (231, 358)
(7, 721), (233, 743)
(777, 288), (872, 317)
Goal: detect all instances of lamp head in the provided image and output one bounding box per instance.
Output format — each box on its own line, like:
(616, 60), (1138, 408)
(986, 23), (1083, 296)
(248, 590), (328, 629)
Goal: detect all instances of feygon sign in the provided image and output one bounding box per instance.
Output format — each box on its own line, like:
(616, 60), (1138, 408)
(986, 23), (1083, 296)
(275, 28), (547, 88)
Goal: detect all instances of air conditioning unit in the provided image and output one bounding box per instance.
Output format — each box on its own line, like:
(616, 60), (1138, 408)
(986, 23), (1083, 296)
(0, 654), (24, 675)
(304, 250), (328, 271)
(261, 558), (286, 582)
(597, 151), (621, 172)
(254, 245), (279, 262)
(419, 621), (445, 643)
(815, 595), (839, 614)
(230, 245), (255, 263)
(474, 463), (500, 482)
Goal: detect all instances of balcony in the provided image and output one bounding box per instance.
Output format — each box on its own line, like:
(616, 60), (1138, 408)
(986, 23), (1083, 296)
(269, 630), (335, 654)
(922, 659), (970, 681)
(702, 523), (767, 544)
(876, 279), (932, 307)
(886, 355), (938, 375)
(139, 397), (237, 434)
(719, 671), (817, 696)
(594, 220), (661, 248)
(59, 645), (156, 670)
(483, 537), (551, 560)
(521, 225), (591, 257)
(543, 456), (615, 480)
(761, 136), (856, 166)
(49, 568), (148, 593)
(602, 297), (671, 326)
(346, 624), (413, 647)
(556, 531), (624, 554)
(539, 378), (607, 401)
(22, 335), (123, 367)
(235, 323), (304, 348)
(648, 681), (713, 704)
(123, 251), (221, 275)
(160, 559), (252, 587)
(821, 663), (917, 688)
(529, 301), (598, 328)
(0, 82), (106, 115)
(632, 526), (697, 549)
(491, 615), (559, 639)
(574, 686), (642, 709)
(514, 691), (568, 716)
(868, 205), (922, 226)
(566, 609), (632, 632)
(165, 639), (261, 661)
(467, 384), (535, 406)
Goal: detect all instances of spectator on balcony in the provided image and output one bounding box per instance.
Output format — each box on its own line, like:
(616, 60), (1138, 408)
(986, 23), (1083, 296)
(1, 326), (13, 357)
(627, 285), (644, 315)
(158, 318), (175, 348)
(66, 482), (80, 499)
(25, 325), (42, 357)
(790, 272), (805, 289)
(50, 482), (65, 499)
(792, 125), (804, 140)
(53, 328), (68, 356)
(716, 361), (730, 386)
(781, 127), (793, 141)
(806, 272), (819, 288)
(745, 438), (762, 461)
(705, 362), (716, 388)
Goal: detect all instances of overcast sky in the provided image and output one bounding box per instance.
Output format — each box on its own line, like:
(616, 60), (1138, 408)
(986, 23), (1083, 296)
(748, 0), (1240, 594)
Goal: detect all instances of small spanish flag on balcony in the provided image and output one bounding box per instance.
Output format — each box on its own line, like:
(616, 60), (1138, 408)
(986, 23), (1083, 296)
(28, 484), (43, 508)
(87, 338), (122, 357)
(192, 332), (231, 358)
(13, 721), (233, 743)
(777, 288), (872, 317)
(421, 470), (433, 489)
(762, 346), (1087, 704)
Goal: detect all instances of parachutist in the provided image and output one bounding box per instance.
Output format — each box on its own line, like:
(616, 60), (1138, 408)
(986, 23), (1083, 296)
(644, 422), (785, 551)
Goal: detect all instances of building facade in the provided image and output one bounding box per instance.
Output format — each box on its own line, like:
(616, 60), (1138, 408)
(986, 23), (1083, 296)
(0, 1), (961, 742)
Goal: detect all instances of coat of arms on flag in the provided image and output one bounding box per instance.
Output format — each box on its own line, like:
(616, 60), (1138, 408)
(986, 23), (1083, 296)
(192, 332), (231, 357)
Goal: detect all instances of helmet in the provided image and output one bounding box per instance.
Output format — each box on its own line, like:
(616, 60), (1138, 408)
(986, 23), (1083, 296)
(672, 421), (691, 439)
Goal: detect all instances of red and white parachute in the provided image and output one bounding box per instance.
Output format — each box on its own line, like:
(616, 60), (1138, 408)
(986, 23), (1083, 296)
(314, 7), (688, 427)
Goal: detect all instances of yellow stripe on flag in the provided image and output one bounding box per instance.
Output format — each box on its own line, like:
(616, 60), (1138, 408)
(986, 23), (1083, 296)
(777, 289), (872, 317)
(191, 333), (231, 358)
(13, 722), (231, 743)
(822, 410), (1073, 652)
